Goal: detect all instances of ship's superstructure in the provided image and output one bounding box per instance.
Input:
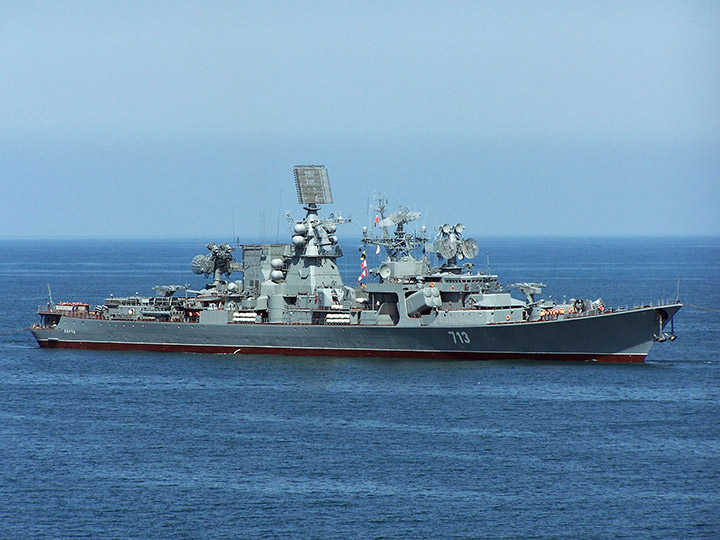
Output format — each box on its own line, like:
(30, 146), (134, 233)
(32, 166), (680, 362)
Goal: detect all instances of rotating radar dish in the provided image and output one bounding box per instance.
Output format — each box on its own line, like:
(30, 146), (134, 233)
(377, 207), (421, 228)
(461, 238), (479, 259)
(191, 254), (213, 275)
(293, 165), (332, 205)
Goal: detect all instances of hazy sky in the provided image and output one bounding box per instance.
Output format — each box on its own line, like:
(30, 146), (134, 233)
(1, 1), (718, 239)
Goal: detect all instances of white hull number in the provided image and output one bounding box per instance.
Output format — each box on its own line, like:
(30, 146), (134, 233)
(448, 331), (470, 344)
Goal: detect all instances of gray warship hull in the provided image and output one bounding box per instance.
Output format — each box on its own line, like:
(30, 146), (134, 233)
(32, 302), (681, 363)
(31, 167), (682, 363)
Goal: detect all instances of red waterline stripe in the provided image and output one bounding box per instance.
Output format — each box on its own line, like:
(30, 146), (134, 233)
(36, 339), (646, 363)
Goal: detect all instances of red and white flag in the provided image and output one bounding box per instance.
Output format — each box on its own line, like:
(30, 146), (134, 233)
(357, 250), (368, 283)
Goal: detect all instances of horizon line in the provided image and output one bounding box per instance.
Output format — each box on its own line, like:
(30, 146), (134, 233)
(1, 233), (719, 242)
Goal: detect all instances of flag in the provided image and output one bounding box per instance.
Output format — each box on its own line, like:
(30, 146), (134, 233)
(375, 244), (380, 255)
(358, 251), (368, 283)
(374, 215), (379, 227)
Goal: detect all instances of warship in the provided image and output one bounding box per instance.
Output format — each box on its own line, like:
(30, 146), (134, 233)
(32, 166), (680, 363)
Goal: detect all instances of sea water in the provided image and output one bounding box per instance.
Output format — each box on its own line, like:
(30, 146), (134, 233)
(0, 237), (718, 539)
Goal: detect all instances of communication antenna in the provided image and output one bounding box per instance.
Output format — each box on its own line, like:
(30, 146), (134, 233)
(675, 275), (681, 303)
(191, 254), (214, 276)
(486, 251), (491, 274)
(276, 185), (283, 243)
(430, 223), (479, 266)
(47, 283), (54, 306)
(232, 213), (237, 247)
(191, 242), (239, 282)
(461, 238), (479, 259)
(437, 237), (457, 260)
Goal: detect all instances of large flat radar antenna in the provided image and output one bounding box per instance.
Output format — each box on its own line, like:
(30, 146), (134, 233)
(294, 165), (332, 205)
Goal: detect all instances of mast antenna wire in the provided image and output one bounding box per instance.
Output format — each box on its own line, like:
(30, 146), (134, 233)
(232, 213), (236, 246)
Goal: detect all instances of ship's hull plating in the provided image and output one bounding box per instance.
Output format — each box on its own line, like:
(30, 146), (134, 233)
(32, 303), (681, 363)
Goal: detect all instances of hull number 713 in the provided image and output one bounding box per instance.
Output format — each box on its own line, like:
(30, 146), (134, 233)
(449, 331), (470, 344)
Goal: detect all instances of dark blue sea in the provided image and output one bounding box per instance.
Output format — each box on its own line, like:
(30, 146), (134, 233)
(1, 237), (718, 539)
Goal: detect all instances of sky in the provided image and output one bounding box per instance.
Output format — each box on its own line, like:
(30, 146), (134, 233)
(1, 1), (719, 239)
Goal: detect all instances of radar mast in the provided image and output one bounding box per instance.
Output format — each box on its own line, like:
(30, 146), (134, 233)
(289, 165), (349, 259)
(362, 194), (427, 261)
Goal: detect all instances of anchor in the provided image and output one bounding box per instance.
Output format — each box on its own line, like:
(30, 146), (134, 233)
(654, 312), (677, 342)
